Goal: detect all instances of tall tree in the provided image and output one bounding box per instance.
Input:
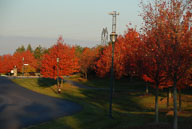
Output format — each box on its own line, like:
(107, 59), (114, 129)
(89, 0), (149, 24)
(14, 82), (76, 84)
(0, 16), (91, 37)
(0, 54), (14, 74)
(34, 45), (43, 59)
(41, 36), (80, 80)
(140, 0), (192, 128)
(27, 44), (33, 52)
(15, 45), (25, 53)
(33, 45), (44, 72)
(96, 28), (141, 79)
(13, 50), (38, 73)
(160, 1), (191, 129)
(140, 0), (172, 123)
(74, 45), (84, 58)
(167, 18), (192, 128)
(80, 47), (99, 79)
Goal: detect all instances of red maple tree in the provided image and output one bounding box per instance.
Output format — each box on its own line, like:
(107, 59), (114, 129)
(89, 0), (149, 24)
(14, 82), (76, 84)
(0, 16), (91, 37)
(96, 28), (141, 79)
(140, 0), (192, 128)
(13, 50), (38, 74)
(0, 54), (14, 74)
(80, 47), (100, 79)
(41, 36), (80, 80)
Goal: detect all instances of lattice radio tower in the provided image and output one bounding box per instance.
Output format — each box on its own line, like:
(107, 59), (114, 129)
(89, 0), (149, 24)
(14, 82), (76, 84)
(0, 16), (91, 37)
(101, 27), (108, 46)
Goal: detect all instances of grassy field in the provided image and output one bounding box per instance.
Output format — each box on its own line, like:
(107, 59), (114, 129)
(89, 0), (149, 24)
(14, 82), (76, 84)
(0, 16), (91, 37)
(12, 76), (192, 129)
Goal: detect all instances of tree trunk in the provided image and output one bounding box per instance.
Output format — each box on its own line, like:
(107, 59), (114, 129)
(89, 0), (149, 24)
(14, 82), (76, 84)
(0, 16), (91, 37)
(173, 78), (178, 129)
(57, 79), (60, 93)
(61, 79), (64, 87)
(167, 87), (169, 108)
(155, 84), (159, 123)
(57, 77), (59, 91)
(179, 89), (181, 112)
(85, 72), (87, 80)
(169, 87), (172, 98)
(146, 83), (149, 95)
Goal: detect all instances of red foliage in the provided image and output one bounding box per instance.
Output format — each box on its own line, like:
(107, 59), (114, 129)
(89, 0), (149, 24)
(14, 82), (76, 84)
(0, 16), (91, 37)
(13, 50), (38, 72)
(142, 74), (154, 83)
(0, 54), (14, 73)
(96, 28), (142, 79)
(41, 36), (79, 79)
(0, 51), (37, 74)
(80, 47), (99, 78)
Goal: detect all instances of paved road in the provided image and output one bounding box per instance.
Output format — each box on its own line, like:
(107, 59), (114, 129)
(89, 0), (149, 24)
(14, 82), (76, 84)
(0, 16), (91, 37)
(0, 77), (82, 129)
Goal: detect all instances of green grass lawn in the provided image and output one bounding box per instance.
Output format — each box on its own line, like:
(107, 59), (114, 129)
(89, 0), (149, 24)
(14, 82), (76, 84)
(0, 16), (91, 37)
(68, 75), (146, 90)
(12, 77), (192, 129)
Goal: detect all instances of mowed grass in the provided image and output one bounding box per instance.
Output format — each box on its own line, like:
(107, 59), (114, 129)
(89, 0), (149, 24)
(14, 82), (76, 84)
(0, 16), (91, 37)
(11, 77), (192, 129)
(68, 75), (145, 90)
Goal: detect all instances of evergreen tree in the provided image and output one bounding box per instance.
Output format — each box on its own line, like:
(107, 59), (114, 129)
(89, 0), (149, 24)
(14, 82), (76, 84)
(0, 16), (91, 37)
(15, 45), (25, 53)
(34, 45), (43, 59)
(27, 44), (33, 52)
(75, 45), (84, 57)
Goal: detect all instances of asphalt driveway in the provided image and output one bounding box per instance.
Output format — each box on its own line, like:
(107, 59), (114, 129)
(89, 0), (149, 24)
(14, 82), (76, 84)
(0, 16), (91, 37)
(0, 77), (82, 129)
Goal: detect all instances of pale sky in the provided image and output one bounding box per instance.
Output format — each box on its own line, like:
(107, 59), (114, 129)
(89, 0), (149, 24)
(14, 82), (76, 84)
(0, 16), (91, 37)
(0, 0), (142, 54)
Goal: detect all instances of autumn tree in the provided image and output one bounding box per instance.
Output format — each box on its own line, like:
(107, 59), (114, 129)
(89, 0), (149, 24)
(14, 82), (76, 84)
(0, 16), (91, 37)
(80, 47), (100, 79)
(41, 36), (79, 88)
(160, 1), (191, 129)
(178, 67), (192, 110)
(0, 54), (14, 74)
(140, 0), (192, 128)
(140, 0), (172, 123)
(13, 50), (38, 74)
(142, 74), (154, 95)
(0, 50), (37, 75)
(96, 28), (141, 79)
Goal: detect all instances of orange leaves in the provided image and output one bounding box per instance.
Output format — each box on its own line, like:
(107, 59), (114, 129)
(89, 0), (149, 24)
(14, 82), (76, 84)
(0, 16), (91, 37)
(96, 28), (142, 79)
(142, 74), (154, 83)
(0, 51), (37, 74)
(13, 50), (38, 72)
(0, 54), (14, 73)
(140, 0), (192, 91)
(41, 36), (80, 79)
(80, 47), (99, 78)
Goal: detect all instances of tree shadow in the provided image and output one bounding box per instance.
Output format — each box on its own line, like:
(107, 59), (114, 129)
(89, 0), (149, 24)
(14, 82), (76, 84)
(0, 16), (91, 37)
(58, 82), (192, 129)
(37, 77), (57, 87)
(7, 76), (191, 129)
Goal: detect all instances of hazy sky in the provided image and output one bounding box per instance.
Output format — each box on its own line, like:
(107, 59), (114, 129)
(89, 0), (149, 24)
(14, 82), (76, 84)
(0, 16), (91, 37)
(0, 0), (142, 54)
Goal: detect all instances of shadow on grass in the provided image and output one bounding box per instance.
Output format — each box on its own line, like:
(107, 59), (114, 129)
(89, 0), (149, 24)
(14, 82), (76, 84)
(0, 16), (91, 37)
(37, 78), (57, 87)
(17, 77), (192, 129)
(56, 88), (157, 128)
(63, 84), (192, 129)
